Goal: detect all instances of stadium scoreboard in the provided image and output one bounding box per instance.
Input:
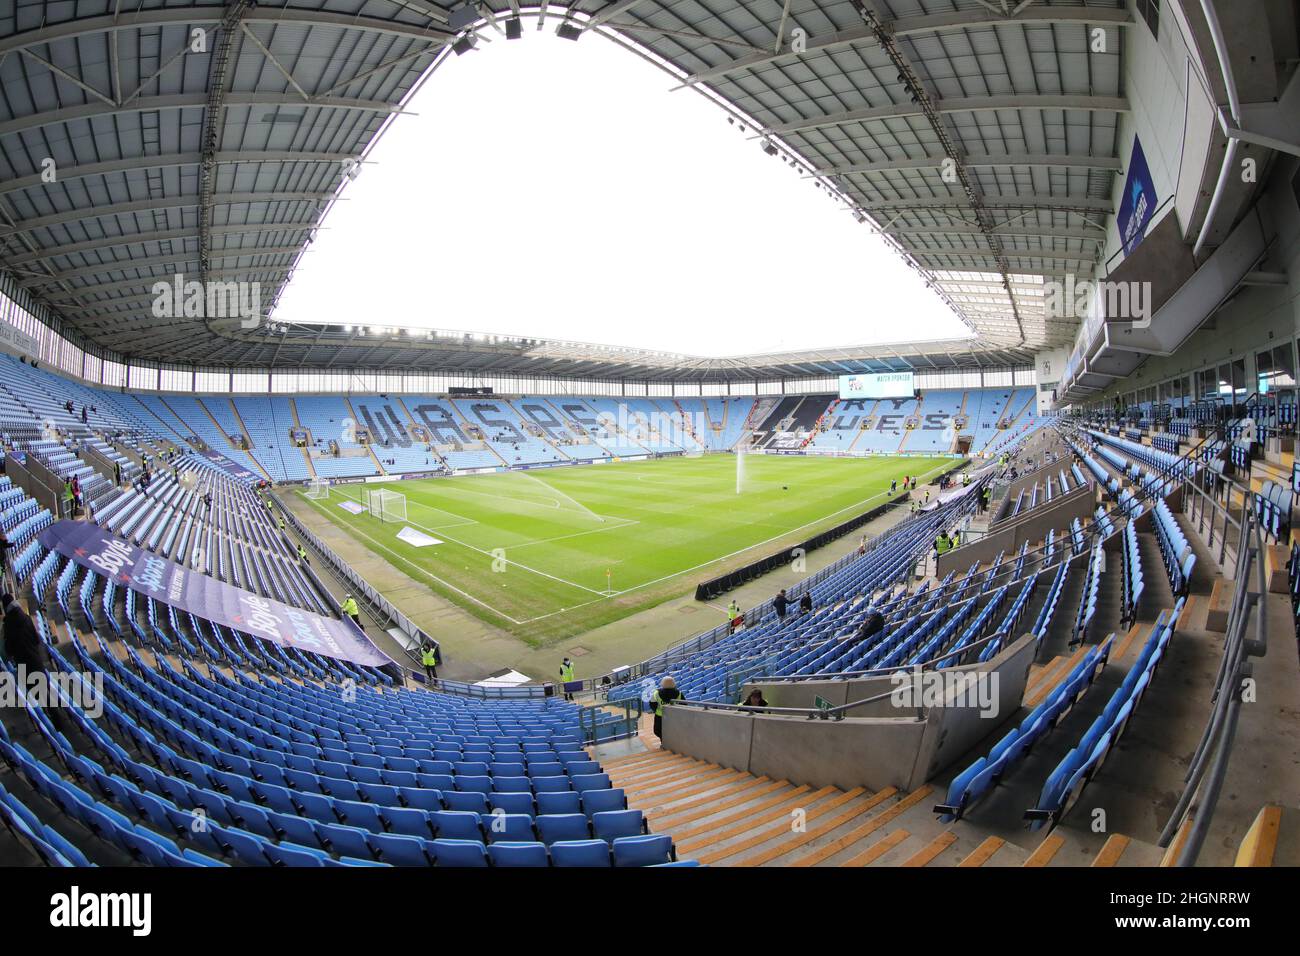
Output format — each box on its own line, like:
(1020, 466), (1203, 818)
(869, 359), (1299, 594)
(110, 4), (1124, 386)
(838, 372), (916, 399)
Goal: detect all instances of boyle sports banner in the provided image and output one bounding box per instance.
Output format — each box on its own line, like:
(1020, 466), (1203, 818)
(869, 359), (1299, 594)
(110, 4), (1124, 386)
(40, 521), (396, 668)
(1117, 136), (1157, 256)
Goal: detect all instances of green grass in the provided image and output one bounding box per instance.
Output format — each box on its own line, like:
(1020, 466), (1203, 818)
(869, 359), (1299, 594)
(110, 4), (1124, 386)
(299, 453), (952, 644)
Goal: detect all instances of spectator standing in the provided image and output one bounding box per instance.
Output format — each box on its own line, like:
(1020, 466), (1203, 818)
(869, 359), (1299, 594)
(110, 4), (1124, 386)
(773, 589), (789, 619)
(650, 676), (685, 741)
(0, 531), (12, 591)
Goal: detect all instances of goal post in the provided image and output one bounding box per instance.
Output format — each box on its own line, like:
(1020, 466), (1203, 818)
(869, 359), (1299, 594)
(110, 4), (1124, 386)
(365, 487), (407, 523)
(305, 478), (330, 500)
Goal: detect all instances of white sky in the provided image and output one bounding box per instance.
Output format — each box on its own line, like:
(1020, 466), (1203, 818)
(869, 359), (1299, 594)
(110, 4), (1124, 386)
(272, 27), (969, 358)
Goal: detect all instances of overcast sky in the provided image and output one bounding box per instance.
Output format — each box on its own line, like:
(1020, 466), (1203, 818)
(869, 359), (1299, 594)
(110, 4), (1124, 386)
(272, 25), (968, 357)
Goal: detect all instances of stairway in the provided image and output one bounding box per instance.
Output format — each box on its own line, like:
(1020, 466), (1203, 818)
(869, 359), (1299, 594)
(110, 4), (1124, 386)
(603, 748), (1167, 867)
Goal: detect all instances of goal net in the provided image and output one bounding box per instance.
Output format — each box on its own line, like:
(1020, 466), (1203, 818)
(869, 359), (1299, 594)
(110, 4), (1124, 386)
(365, 488), (407, 523)
(305, 478), (330, 500)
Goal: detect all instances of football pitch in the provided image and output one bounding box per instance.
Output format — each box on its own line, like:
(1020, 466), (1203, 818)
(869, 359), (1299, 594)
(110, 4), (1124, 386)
(298, 453), (952, 644)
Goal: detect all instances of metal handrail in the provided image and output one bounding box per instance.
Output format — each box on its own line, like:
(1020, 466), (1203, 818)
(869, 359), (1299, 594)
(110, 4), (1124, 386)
(1157, 480), (1269, 864)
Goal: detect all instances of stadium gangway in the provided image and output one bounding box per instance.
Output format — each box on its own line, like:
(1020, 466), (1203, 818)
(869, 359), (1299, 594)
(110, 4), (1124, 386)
(1158, 491), (1268, 864)
(684, 624), (1018, 723)
(755, 505), (1136, 687)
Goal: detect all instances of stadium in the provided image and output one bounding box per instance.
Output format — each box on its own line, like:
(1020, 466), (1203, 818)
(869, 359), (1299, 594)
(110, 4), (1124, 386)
(0, 0), (1297, 912)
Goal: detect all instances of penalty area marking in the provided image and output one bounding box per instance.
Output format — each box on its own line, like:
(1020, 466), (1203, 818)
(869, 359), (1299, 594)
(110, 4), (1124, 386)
(327, 484), (608, 597)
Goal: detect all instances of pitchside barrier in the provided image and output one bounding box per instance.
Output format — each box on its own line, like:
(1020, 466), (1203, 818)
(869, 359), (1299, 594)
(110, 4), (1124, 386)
(692, 494), (904, 601)
(272, 496), (436, 671)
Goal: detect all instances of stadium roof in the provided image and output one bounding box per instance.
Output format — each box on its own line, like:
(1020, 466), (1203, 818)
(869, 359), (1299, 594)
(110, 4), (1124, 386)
(0, 0), (1125, 379)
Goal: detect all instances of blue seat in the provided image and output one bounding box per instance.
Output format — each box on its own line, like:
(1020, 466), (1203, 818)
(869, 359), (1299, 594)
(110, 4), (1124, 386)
(430, 810), (484, 842)
(333, 799), (385, 833)
(266, 810), (323, 848)
(210, 825), (273, 866)
(486, 813), (536, 844)
(429, 838), (489, 867)
(532, 777), (572, 793)
(536, 792), (582, 816)
(550, 839), (611, 867)
(612, 834), (674, 867)
(381, 806), (435, 838)
(536, 813), (590, 845)
(581, 788), (627, 818)
(368, 831), (433, 866)
(263, 841), (330, 867)
(489, 792), (536, 817)
(442, 791), (489, 814)
(488, 841), (550, 868)
(491, 776), (532, 794)
(397, 787), (444, 813)
(592, 810), (646, 841)
(570, 774), (610, 792)
(455, 775), (494, 795)
(316, 822), (376, 859)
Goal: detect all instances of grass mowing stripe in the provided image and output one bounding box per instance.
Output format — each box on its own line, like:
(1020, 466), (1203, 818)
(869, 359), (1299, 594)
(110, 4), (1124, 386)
(298, 453), (955, 643)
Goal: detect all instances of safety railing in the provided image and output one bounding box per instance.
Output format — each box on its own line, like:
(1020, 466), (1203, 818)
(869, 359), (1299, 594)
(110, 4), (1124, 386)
(1157, 482), (1268, 865)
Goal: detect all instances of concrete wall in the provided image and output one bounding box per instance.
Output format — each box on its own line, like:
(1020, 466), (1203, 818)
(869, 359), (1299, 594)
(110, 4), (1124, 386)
(660, 634), (1039, 793)
(937, 487), (1095, 577)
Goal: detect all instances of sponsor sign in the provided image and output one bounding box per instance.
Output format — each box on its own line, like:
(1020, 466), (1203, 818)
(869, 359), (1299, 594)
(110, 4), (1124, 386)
(41, 521), (394, 668)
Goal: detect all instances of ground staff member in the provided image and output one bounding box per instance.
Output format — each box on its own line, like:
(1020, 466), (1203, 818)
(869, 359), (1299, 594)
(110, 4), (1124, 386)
(421, 643), (440, 682)
(559, 657), (576, 701)
(651, 676), (685, 741)
(341, 593), (362, 628)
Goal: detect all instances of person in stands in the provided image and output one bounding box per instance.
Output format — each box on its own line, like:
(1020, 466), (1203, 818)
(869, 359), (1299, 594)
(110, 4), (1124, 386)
(559, 657), (577, 701)
(739, 688), (769, 710)
(0, 530), (12, 591)
(341, 594), (362, 628)
(856, 609), (885, 642)
(773, 588), (789, 619)
(726, 599), (742, 631)
(799, 591), (813, 615)
(651, 676), (685, 741)
(296, 543), (309, 564)
(2, 593), (45, 676)
(421, 642), (440, 683)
